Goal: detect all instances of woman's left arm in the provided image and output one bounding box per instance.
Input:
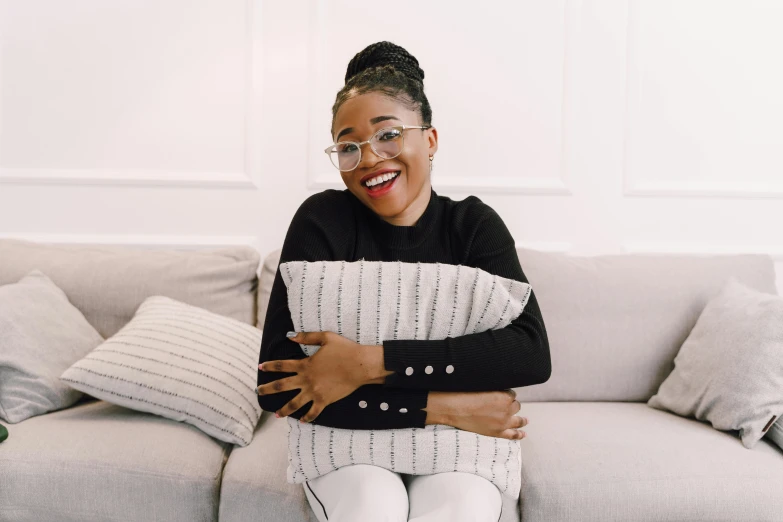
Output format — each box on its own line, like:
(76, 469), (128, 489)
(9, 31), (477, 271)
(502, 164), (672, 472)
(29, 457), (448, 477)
(381, 207), (552, 392)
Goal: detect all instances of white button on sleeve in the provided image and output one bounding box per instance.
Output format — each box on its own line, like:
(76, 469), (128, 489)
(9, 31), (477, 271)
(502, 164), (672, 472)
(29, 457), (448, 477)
(380, 402), (389, 411)
(405, 367), (414, 376)
(446, 365), (454, 374)
(425, 365), (433, 374)
(399, 408), (408, 413)
(359, 401), (367, 408)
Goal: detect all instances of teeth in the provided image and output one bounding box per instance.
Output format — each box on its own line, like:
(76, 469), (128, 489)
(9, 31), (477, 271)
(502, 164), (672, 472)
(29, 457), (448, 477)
(365, 171), (399, 187)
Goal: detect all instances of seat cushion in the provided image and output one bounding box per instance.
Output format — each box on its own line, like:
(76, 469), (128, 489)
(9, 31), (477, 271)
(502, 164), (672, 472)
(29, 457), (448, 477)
(219, 412), (319, 522)
(0, 398), (231, 522)
(219, 412), (522, 522)
(518, 402), (783, 522)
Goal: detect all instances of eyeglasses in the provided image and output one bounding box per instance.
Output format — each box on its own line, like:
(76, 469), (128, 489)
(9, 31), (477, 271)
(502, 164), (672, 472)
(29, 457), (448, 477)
(324, 125), (431, 172)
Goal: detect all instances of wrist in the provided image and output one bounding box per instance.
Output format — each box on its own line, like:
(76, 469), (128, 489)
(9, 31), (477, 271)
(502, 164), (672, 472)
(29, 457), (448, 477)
(361, 344), (394, 385)
(423, 391), (454, 426)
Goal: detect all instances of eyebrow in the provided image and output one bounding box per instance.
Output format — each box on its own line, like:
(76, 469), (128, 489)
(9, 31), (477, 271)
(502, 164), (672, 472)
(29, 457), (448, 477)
(335, 115), (401, 141)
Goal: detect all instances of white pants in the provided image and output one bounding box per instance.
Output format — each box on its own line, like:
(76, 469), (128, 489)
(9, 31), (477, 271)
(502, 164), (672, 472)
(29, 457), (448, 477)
(303, 464), (503, 522)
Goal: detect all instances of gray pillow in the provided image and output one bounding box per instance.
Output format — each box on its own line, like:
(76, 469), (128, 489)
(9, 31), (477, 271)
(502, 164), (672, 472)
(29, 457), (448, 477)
(0, 270), (104, 423)
(647, 277), (783, 449)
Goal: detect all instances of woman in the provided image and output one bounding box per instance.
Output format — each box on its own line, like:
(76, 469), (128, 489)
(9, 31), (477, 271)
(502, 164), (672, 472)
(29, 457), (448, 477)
(256, 41), (551, 522)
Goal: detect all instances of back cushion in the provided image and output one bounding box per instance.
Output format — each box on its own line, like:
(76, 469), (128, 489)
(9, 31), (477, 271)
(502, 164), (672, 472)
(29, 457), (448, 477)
(257, 247), (778, 402)
(0, 239), (260, 338)
(257, 248), (281, 331)
(514, 248), (778, 402)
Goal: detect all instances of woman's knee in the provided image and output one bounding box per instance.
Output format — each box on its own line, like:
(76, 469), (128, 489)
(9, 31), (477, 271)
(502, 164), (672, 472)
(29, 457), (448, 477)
(305, 465), (408, 522)
(406, 472), (502, 522)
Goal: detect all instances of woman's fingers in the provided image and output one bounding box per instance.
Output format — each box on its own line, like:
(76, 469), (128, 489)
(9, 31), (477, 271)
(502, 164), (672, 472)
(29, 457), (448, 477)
(503, 415), (527, 430)
(510, 400), (522, 415)
(300, 403), (323, 424)
(501, 428), (527, 440)
(259, 359), (300, 373)
(276, 395), (310, 418)
(257, 376), (301, 396)
(288, 331), (329, 345)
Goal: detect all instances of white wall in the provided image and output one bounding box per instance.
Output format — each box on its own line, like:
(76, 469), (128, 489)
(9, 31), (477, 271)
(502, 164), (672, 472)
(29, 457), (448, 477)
(1, 0), (781, 294)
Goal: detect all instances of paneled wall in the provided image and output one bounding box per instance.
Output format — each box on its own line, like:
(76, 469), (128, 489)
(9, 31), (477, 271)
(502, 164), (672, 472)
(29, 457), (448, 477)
(1, 0), (781, 293)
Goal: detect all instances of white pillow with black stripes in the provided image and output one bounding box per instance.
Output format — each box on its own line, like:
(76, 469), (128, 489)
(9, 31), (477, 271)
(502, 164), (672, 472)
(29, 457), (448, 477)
(60, 295), (263, 446)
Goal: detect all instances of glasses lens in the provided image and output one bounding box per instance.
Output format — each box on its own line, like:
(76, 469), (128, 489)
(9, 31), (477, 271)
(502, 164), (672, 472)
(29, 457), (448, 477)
(372, 127), (403, 159)
(331, 142), (360, 171)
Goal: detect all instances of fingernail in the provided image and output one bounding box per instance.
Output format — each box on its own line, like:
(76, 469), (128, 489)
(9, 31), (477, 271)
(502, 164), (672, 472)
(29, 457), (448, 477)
(275, 412), (280, 418)
(258, 363), (264, 370)
(286, 331), (297, 338)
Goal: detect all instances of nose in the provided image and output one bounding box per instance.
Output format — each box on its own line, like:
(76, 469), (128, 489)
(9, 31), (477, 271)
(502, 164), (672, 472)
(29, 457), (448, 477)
(355, 141), (382, 171)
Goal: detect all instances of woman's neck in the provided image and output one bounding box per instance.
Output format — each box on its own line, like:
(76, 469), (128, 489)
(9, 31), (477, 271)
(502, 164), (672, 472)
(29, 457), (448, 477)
(379, 183), (432, 227)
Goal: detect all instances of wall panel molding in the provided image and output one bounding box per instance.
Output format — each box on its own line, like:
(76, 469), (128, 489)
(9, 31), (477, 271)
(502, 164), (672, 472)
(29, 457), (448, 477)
(624, 241), (783, 262)
(621, 1), (783, 200)
(0, 168), (256, 189)
(623, 179), (783, 199)
(304, 0), (573, 196)
(0, 233), (258, 250)
(515, 241), (572, 254)
(0, 0), (262, 191)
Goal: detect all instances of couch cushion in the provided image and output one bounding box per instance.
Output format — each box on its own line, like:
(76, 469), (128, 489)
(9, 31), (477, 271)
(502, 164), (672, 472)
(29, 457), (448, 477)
(257, 248), (281, 331)
(219, 413), (522, 522)
(513, 248), (777, 401)
(0, 398), (231, 522)
(0, 239), (260, 338)
(219, 412), (319, 522)
(518, 402), (783, 522)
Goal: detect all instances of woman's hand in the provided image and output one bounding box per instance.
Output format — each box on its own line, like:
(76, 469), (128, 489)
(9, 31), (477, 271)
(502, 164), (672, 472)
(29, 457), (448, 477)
(257, 331), (390, 423)
(424, 389), (528, 441)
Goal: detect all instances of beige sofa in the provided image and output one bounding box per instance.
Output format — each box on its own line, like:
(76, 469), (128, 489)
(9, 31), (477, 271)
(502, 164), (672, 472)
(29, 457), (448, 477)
(1, 238), (782, 522)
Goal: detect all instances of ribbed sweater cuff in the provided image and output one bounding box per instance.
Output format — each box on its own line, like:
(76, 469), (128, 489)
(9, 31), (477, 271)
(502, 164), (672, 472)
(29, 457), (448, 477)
(382, 339), (453, 390)
(325, 387), (429, 429)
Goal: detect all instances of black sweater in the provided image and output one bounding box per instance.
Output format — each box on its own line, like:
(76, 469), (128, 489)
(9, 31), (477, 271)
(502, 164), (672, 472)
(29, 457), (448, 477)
(257, 187), (551, 430)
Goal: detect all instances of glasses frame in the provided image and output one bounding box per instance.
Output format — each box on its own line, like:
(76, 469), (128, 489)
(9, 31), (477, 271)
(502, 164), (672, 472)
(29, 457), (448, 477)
(324, 124), (432, 172)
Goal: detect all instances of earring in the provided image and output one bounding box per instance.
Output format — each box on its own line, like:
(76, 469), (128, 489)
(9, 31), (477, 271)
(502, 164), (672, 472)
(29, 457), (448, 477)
(429, 155), (434, 172)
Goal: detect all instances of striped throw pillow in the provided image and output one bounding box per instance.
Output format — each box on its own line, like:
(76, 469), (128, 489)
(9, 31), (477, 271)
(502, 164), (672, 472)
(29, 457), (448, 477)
(279, 260), (532, 499)
(60, 295), (263, 446)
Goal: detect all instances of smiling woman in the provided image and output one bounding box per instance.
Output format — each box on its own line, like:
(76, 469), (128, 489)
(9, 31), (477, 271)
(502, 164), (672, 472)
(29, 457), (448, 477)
(256, 41), (551, 522)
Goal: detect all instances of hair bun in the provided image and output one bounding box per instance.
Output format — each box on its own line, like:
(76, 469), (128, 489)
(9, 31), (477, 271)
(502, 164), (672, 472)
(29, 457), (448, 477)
(345, 41), (425, 85)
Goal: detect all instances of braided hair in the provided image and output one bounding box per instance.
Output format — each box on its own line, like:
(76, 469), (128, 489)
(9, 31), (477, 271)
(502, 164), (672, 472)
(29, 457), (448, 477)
(332, 41), (432, 129)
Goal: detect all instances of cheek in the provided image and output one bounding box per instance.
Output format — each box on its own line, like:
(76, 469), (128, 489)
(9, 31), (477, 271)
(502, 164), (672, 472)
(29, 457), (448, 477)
(401, 149), (429, 179)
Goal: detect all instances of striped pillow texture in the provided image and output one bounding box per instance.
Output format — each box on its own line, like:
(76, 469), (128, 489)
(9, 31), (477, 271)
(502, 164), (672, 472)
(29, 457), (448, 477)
(60, 295), (263, 446)
(279, 260), (532, 498)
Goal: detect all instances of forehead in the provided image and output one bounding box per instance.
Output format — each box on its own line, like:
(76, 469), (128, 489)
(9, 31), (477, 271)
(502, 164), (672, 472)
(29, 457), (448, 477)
(333, 92), (418, 135)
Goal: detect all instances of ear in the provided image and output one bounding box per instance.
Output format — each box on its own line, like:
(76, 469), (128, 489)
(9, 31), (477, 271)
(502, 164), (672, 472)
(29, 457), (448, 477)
(426, 127), (439, 157)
